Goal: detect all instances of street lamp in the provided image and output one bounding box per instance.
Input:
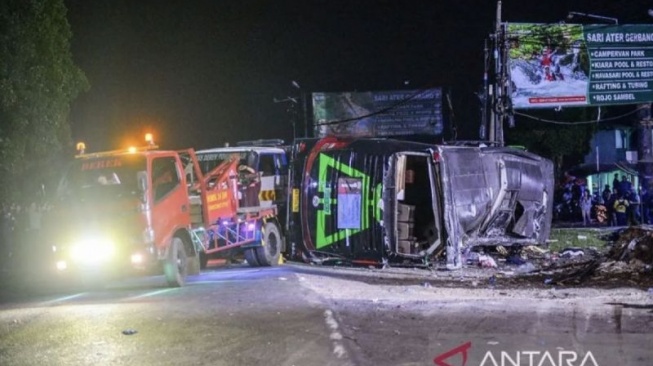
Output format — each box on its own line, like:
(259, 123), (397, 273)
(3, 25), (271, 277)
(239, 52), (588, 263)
(566, 11), (619, 25)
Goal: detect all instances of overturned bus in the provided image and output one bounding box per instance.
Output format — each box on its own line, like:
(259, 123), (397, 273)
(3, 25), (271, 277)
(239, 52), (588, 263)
(287, 136), (554, 269)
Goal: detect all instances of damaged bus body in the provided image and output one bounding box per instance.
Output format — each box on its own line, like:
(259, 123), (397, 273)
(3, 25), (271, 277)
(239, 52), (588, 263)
(288, 136), (554, 269)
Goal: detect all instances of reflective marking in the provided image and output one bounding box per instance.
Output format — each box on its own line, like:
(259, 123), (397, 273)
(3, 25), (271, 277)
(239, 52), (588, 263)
(190, 279), (252, 285)
(324, 309), (349, 360)
(292, 188), (299, 212)
(41, 293), (85, 304)
(258, 189), (276, 201)
(127, 288), (175, 300)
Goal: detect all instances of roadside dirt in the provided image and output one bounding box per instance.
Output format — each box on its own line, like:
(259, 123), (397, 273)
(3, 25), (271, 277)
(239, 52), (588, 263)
(289, 226), (653, 310)
(293, 266), (653, 366)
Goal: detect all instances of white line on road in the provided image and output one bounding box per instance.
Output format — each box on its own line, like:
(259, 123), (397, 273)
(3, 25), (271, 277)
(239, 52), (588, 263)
(324, 309), (349, 360)
(126, 288), (176, 300)
(39, 293), (86, 305)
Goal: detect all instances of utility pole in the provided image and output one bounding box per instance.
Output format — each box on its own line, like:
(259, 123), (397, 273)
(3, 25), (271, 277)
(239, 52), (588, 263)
(637, 103), (653, 190)
(302, 92), (309, 137)
(273, 96), (299, 141)
(292, 81), (310, 138)
(481, 39), (489, 140)
(492, 0), (504, 146)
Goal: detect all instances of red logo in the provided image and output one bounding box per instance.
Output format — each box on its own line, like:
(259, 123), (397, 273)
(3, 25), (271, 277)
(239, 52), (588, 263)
(433, 342), (472, 366)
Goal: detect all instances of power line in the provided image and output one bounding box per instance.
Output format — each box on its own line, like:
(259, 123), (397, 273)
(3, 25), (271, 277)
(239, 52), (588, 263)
(513, 105), (647, 125)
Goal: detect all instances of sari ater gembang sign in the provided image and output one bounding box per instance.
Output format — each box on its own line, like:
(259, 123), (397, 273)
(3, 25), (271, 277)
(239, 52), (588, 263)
(507, 23), (653, 109)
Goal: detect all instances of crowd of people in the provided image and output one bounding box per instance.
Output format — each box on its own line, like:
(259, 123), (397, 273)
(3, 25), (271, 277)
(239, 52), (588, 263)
(556, 173), (652, 227)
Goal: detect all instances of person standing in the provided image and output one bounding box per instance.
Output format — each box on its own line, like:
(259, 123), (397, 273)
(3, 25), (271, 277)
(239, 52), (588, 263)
(540, 47), (555, 81)
(641, 188), (653, 225)
(628, 190), (641, 225)
(614, 194), (630, 226)
(606, 188), (618, 226)
(580, 190), (592, 226)
(619, 175), (632, 197)
(601, 184), (612, 204)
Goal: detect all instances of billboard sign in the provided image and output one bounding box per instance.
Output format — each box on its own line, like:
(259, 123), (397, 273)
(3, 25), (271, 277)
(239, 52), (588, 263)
(507, 23), (653, 109)
(312, 88), (443, 138)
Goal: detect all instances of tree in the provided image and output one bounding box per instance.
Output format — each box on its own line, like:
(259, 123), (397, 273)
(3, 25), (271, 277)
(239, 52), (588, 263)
(0, 0), (88, 204)
(505, 108), (596, 180)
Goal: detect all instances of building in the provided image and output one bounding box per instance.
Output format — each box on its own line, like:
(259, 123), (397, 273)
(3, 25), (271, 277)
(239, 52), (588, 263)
(571, 127), (640, 195)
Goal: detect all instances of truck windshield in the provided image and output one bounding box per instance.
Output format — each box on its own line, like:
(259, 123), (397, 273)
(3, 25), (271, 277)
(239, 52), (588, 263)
(196, 151), (252, 175)
(57, 155), (146, 199)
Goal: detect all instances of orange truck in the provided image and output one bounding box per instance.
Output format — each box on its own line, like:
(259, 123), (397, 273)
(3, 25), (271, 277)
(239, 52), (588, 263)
(48, 135), (283, 287)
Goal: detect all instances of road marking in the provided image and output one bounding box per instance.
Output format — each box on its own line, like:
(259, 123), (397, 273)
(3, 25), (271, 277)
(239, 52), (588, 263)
(323, 309), (348, 359)
(127, 288), (176, 300)
(190, 279), (252, 285)
(40, 293), (86, 305)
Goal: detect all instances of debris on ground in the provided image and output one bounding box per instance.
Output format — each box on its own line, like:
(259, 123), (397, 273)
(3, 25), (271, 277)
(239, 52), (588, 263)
(515, 262), (536, 274)
(447, 226), (653, 289)
(478, 255), (497, 268)
(292, 226), (652, 290)
(542, 226), (653, 287)
(560, 248), (585, 259)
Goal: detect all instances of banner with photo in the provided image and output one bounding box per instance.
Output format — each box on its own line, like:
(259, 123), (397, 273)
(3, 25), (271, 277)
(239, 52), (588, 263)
(312, 88), (443, 138)
(507, 23), (653, 109)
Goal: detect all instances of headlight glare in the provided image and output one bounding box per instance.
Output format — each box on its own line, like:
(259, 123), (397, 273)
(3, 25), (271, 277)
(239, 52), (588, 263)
(56, 260), (67, 271)
(70, 238), (115, 264)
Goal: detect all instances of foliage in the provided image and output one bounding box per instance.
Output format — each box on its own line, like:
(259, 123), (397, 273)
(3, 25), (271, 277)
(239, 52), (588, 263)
(547, 227), (610, 252)
(505, 108), (596, 178)
(507, 24), (584, 58)
(507, 23), (589, 75)
(0, 0), (88, 204)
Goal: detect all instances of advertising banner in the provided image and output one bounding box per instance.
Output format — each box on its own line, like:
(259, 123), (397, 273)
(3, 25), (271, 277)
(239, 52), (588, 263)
(336, 177), (362, 229)
(507, 23), (653, 109)
(312, 88), (443, 138)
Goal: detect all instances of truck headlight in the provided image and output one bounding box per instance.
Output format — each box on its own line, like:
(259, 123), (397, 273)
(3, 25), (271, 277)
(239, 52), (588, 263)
(70, 238), (115, 264)
(56, 260), (67, 271)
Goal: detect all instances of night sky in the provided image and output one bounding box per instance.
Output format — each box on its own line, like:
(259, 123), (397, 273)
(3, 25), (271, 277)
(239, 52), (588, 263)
(63, 0), (653, 151)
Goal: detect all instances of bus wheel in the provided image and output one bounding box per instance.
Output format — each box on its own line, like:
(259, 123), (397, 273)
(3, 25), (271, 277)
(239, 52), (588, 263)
(244, 249), (260, 267)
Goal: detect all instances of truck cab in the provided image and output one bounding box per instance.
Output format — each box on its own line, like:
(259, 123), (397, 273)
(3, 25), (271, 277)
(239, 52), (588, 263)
(195, 141), (289, 219)
(48, 142), (201, 287)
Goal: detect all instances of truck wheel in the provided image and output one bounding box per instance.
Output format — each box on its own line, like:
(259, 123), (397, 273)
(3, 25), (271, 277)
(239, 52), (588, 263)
(199, 251), (209, 269)
(164, 237), (187, 287)
(255, 222), (282, 266)
(244, 248), (260, 267)
(187, 252), (201, 276)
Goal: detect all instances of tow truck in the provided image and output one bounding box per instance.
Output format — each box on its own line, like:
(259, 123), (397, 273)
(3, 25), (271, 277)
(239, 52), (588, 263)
(48, 134), (284, 287)
(192, 139), (289, 268)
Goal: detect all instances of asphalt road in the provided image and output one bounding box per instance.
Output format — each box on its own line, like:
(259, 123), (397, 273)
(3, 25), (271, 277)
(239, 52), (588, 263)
(1, 263), (652, 366)
(0, 265), (349, 366)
